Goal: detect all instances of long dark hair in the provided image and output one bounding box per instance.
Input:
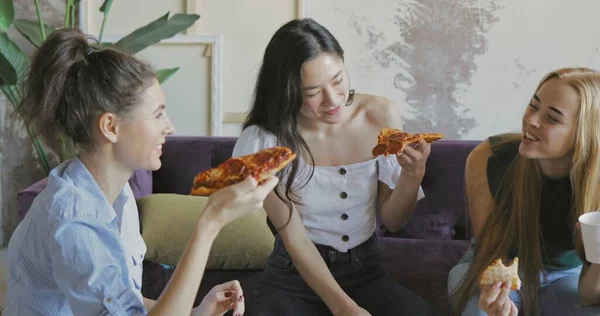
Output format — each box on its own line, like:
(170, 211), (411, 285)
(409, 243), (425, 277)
(17, 28), (156, 154)
(243, 18), (354, 226)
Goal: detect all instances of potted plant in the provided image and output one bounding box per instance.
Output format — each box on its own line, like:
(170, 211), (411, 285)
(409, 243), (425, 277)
(0, 0), (200, 173)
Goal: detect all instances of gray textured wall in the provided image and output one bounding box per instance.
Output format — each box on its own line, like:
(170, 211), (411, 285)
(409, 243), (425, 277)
(1, 0), (65, 246)
(309, 0), (600, 140)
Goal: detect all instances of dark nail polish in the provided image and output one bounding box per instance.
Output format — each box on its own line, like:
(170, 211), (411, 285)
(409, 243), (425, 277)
(238, 295), (243, 302)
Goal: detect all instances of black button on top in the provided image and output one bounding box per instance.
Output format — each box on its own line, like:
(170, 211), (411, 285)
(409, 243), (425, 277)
(339, 168), (347, 175)
(340, 192), (348, 199)
(342, 235), (349, 242)
(341, 213), (348, 220)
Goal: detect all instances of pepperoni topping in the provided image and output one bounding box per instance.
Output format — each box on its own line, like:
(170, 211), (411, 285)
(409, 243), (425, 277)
(388, 144), (402, 154)
(251, 151), (274, 165)
(251, 148), (292, 165)
(389, 132), (408, 141)
(372, 144), (387, 156)
(223, 159), (246, 174)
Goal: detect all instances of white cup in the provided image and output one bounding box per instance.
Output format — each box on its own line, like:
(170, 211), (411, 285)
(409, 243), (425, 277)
(579, 212), (600, 263)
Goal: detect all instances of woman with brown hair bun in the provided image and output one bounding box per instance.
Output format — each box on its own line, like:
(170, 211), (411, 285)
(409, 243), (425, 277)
(6, 28), (277, 316)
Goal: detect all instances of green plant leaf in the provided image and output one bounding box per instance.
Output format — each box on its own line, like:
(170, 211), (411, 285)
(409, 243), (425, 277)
(113, 13), (200, 54)
(99, 0), (113, 13)
(33, 0), (47, 40)
(0, 83), (52, 173)
(0, 82), (17, 106)
(156, 67), (179, 84)
(13, 19), (55, 48)
(0, 0), (14, 33)
(0, 33), (28, 85)
(98, 0), (114, 43)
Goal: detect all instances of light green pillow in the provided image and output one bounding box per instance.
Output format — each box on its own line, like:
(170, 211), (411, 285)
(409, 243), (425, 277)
(138, 193), (274, 270)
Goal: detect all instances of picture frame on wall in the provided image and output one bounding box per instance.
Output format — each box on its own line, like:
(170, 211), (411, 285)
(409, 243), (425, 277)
(78, 1), (224, 136)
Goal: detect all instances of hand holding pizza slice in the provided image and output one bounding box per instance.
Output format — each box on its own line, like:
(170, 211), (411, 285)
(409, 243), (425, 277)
(190, 147), (297, 196)
(372, 127), (445, 157)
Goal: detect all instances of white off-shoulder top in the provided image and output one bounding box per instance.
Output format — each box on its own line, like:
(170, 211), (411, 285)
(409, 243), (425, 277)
(232, 125), (425, 252)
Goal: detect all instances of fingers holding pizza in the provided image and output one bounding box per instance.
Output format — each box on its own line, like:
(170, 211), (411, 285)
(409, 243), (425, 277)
(397, 139), (431, 179)
(189, 147), (296, 227)
(205, 176), (279, 226)
(372, 128), (443, 179)
(477, 258), (521, 316)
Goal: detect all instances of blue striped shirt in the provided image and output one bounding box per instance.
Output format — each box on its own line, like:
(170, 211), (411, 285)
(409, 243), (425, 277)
(6, 157), (147, 315)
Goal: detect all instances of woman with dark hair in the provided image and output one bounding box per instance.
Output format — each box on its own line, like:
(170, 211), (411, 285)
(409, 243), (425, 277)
(233, 18), (437, 315)
(6, 28), (277, 316)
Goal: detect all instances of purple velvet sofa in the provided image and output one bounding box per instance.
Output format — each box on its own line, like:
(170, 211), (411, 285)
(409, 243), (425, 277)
(17, 136), (479, 315)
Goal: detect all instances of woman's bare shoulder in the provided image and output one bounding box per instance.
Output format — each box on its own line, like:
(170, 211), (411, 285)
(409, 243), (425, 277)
(355, 93), (402, 129)
(469, 140), (493, 163)
(466, 139), (495, 239)
(466, 139), (493, 180)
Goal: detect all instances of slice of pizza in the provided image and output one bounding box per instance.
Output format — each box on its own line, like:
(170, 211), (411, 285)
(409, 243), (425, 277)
(190, 147), (297, 196)
(372, 127), (445, 156)
(479, 257), (522, 290)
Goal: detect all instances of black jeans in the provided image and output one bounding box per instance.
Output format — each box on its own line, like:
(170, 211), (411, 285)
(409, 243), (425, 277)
(252, 234), (437, 316)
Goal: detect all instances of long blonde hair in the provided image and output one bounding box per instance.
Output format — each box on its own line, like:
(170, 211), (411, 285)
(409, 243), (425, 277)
(452, 67), (600, 315)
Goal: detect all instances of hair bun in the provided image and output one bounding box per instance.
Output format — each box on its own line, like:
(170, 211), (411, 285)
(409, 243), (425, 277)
(18, 27), (156, 154)
(84, 45), (95, 56)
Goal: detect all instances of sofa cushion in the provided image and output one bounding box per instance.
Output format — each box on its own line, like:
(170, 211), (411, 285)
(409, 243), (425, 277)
(17, 178), (48, 221)
(129, 169), (153, 200)
(153, 136), (237, 195)
(378, 237), (471, 314)
(378, 140), (479, 241)
(138, 193), (274, 269)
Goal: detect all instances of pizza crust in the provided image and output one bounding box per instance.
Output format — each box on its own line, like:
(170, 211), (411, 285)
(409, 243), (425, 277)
(479, 257), (522, 290)
(190, 186), (219, 196)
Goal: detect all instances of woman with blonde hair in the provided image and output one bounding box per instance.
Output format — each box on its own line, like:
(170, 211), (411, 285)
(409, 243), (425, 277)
(448, 67), (600, 315)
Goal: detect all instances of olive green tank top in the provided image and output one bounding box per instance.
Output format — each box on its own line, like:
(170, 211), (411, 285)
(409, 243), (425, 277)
(487, 134), (582, 271)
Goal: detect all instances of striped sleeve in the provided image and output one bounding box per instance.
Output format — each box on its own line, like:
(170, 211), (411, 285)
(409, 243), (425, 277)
(48, 218), (146, 316)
